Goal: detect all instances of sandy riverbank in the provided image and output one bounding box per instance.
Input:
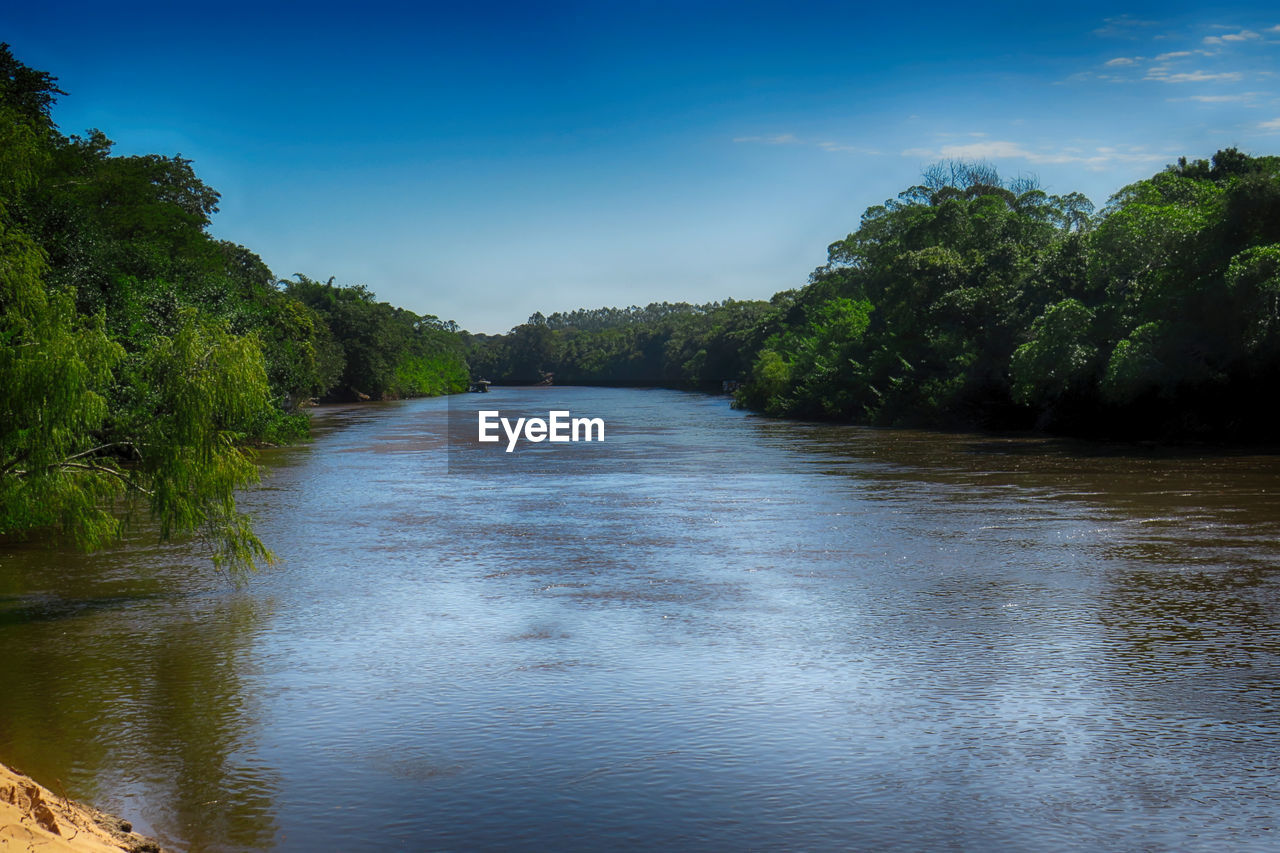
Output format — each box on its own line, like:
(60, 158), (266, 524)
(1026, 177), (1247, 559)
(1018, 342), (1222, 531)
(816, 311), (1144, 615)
(0, 763), (161, 852)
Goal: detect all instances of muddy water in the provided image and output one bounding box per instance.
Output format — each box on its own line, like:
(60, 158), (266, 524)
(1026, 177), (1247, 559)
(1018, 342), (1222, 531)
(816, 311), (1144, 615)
(1, 386), (1279, 850)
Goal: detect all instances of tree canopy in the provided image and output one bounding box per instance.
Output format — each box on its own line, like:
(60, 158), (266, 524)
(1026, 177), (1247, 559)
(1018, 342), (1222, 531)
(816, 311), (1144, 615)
(475, 150), (1280, 442)
(7, 37), (1280, 574)
(0, 44), (466, 570)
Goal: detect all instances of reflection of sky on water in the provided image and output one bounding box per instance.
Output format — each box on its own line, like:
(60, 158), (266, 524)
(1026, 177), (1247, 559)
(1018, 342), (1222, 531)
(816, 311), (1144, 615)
(2, 387), (1278, 850)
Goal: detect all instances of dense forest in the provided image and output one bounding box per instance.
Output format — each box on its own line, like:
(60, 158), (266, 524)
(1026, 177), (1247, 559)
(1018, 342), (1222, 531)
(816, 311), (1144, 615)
(7, 39), (1280, 567)
(0, 45), (467, 567)
(474, 153), (1280, 441)
(465, 300), (772, 387)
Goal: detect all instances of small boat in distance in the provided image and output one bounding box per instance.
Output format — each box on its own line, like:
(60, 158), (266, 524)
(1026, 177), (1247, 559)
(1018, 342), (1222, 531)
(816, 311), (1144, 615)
(470, 379), (491, 393)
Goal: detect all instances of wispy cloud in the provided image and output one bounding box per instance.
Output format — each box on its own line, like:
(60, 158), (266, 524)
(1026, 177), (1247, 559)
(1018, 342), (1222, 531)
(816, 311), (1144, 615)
(1093, 16), (1160, 39)
(1177, 92), (1266, 103)
(1260, 117), (1280, 131)
(1073, 18), (1274, 91)
(732, 134), (800, 145)
(734, 134), (878, 155)
(1204, 29), (1261, 45)
(1056, 70), (1125, 84)
(1145, 68), (1244, 83)
(816, 141), (879, 153)
(901, 140), (1170, 170)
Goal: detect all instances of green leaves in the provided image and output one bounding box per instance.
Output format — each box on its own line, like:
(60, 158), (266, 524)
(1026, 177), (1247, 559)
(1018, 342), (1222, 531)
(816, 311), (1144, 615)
(0, 222), (126, 550)
(0, 267), (274, 570)
(735, 151), (1280, 438)
(286, 274), (470, 400)
(1224, 244), (1280, 353)
(0, 45), (476, 574)
(1102, 322), (1167, 403)
(468, 299), (773, 390)
(1010, 299), (1098, 406)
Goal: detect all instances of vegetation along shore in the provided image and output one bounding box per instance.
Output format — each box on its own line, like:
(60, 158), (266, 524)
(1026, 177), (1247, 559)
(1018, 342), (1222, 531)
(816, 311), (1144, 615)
(6, 38), (1280, 574)
(4, 28), (1280, 848)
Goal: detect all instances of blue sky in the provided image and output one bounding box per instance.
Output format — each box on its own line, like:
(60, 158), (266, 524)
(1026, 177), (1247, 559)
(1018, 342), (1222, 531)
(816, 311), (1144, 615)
(4, 1), (1279, 331)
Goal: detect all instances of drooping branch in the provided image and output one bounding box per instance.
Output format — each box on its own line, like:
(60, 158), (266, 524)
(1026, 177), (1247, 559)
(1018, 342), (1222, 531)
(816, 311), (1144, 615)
(56, 461), (154, 497)
(60, 441), (142, 463)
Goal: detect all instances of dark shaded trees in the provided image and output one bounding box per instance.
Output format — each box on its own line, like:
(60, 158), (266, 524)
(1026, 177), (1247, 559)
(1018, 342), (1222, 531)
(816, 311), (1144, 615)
(285, 275), (468, 401)
(467, 300), (772, 388)
(743, 149), (1280, 440)
(479, 149), (1280, 443)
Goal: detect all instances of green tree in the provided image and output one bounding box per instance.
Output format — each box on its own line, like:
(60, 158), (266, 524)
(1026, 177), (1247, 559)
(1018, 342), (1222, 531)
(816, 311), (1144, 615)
(1010, 298), (1099, 410)
(0, 45), (276, 569)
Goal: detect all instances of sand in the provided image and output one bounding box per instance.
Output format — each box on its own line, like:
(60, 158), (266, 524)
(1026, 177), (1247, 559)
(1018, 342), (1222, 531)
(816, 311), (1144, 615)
(0, 763), (161, 853)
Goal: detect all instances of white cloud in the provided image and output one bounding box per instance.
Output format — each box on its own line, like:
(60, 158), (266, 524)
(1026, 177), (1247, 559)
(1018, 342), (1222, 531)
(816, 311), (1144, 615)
(901, 140), (1170, 170)
(1260, 117), (1280, 131)
(1180, 92), (1265, 103)
(735, 134), (878, 155)
(816, 141), (880, 154)
(1204, 29), (1261, 45)
(936, 140), (1040, 160)
(1073, 22), (1269, 91)
(1145, 68), (1244, 83)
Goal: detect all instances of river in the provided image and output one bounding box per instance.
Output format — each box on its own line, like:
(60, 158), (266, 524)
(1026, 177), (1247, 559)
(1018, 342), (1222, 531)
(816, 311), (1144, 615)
(1, 386), (1278, 850)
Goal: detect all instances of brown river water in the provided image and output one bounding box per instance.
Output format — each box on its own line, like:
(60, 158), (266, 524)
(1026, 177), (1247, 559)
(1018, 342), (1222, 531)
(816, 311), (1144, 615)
(1, 386), (1278, 850)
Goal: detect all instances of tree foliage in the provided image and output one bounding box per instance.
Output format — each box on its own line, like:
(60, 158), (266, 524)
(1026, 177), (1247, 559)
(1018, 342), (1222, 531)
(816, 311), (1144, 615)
(0, 44), (466, 569)
(285, 275), (468, 400)
(9, 31), (1279, 580)
(478, 149), (1280, 442)
(466, 299), (771, 388)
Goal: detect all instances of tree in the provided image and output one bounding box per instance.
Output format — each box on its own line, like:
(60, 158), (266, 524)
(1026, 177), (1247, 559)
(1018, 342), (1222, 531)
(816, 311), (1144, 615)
(1010, 298), (1099, 410)
(0, 47), (273, 570)
(2, 44), (472, 568)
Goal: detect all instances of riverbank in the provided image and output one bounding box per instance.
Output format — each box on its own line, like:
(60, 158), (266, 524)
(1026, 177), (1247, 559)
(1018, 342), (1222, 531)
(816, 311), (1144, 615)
(0, 763), (161, 852)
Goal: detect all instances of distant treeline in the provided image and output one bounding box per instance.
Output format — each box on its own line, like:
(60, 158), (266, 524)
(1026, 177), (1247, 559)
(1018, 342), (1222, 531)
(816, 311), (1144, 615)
(7, 37), (1280, 567)
(466, 300), (771, 386)
(0, 45), (466, 566)
(472, 152), (1280, 441)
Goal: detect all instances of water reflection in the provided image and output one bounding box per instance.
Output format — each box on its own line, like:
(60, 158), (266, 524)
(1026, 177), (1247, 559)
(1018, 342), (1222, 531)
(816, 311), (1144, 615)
(2, 386), (1278, 850)
(0, 540), (279, 850)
